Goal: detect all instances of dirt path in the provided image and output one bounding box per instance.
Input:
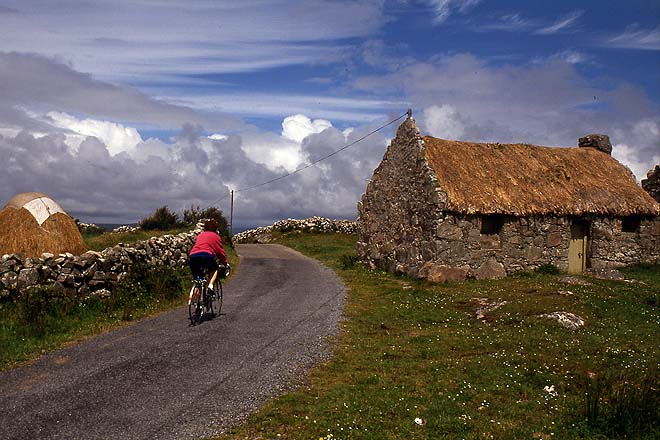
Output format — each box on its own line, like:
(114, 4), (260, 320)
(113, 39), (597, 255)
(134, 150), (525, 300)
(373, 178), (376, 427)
(0, 244), (345, 440)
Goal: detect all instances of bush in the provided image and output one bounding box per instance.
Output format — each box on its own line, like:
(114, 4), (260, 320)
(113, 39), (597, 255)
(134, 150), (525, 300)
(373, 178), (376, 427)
(139, 206), (183, 231)
(339, 253), (358, 269)
(183, 205), (232, 247)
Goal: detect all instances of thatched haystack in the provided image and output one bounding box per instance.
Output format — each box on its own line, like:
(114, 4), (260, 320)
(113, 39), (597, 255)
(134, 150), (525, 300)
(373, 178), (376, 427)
(0, 192), (87, 257)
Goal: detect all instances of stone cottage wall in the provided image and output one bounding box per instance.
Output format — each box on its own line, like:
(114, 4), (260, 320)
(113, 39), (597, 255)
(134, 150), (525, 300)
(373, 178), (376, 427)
(425, 215), (574, 277)
(0, 224), (204, 299)
(590, 217), (660, 267)
(356, 117), (447, 277)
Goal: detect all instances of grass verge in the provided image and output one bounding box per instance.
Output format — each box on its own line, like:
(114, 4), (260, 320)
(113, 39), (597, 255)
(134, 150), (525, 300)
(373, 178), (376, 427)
(217, 232), (660, 440)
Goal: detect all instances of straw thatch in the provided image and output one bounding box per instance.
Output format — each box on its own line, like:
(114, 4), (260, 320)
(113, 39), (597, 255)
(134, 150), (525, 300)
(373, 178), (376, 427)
(0, 193), (87, 257)
(422, 137), (660, 217)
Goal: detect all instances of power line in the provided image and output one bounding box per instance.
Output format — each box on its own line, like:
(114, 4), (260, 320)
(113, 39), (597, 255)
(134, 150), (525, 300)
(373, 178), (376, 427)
(205, 110), (408, 208)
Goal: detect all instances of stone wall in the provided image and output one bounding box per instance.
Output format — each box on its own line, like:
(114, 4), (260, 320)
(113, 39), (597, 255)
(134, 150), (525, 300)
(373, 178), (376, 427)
(590, 217), (660, 267)
(234, 216), (356, 244)
(0, 223), (204, 299)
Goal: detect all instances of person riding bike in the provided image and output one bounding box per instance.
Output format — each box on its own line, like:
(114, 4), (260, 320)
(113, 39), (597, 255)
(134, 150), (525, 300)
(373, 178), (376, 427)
(189, 219), (228, 291)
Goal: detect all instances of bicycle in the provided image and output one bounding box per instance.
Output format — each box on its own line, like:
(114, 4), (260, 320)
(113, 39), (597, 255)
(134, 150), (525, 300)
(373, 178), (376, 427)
(188, 265), (229, 325)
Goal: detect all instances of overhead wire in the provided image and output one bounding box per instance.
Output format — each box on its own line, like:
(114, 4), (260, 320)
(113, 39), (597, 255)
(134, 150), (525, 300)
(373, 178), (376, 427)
(204, 110), (408, 209)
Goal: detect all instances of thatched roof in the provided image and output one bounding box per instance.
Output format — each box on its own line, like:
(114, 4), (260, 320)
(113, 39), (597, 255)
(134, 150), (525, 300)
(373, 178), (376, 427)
(0, 192), (86, 257)
(422, 137), (660, 217)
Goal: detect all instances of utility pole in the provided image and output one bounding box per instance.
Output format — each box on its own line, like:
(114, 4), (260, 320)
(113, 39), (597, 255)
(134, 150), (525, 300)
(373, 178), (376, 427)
(229, 190), (234, 235)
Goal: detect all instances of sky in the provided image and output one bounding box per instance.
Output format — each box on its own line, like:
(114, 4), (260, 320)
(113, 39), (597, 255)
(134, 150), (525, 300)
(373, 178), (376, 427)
(0, 0), (658, 228)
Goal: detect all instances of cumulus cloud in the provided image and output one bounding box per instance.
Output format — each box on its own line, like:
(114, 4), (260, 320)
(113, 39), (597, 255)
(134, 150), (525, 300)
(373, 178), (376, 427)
(281, 114), (333, 143)
(0, 109), (394, 226)
(46, 111), (143, 155)
(421, 104), (468, 140)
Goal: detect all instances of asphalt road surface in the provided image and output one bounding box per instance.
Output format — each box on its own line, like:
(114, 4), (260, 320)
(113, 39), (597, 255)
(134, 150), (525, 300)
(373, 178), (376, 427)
(0, 244), (346, 440)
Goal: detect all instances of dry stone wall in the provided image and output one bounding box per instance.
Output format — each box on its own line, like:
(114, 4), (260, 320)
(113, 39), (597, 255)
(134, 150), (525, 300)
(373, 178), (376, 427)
(234, 216), (356, 243)
(0, 223), (204, 299)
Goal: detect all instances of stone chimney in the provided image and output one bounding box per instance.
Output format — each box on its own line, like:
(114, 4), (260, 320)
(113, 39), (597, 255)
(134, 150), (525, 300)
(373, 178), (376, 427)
(578, 134), (612, 155)
(642, 165), (660, 203)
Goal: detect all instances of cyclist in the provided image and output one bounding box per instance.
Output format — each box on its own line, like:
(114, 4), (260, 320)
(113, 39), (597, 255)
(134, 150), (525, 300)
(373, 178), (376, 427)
(189, 219), (228, 291)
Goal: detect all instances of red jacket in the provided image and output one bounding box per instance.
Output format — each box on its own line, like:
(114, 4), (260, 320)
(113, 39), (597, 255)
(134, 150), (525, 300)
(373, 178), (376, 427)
(190, 231), (227, 265)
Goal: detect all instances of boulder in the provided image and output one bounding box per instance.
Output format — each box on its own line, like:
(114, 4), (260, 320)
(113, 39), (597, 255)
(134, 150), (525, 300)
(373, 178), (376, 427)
(418, 262), (469, 282)
(474, 258), (506, 280)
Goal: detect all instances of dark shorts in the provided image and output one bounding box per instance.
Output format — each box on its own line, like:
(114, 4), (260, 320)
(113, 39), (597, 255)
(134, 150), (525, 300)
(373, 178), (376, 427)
(189, 253), (219, 279)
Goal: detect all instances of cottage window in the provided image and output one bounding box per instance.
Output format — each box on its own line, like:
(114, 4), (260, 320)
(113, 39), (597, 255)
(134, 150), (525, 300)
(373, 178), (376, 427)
(481, 215), (505, 235)
(621, 216), (642, 233)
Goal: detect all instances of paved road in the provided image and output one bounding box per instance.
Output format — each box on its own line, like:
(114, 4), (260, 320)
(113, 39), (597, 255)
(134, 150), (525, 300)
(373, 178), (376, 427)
(0, 244), (346, 440)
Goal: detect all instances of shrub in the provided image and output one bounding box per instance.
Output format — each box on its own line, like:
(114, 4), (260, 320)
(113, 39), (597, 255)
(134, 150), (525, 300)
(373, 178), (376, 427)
(75, 220), (106, 236)
(339, 253), (358, 269)
(139, 206), (183, 231)
(535, 263), (560, 275)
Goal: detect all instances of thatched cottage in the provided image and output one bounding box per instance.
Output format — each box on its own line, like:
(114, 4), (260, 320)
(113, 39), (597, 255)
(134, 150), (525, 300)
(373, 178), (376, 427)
(356, 115), (660, 280)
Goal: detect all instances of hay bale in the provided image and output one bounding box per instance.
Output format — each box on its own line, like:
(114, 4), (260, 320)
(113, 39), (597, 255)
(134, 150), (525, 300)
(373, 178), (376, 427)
(0, 192), (87, 258)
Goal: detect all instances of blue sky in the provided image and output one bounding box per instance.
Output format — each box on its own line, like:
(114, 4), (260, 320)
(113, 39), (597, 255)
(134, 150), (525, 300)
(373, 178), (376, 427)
(0, 0), (658, 227)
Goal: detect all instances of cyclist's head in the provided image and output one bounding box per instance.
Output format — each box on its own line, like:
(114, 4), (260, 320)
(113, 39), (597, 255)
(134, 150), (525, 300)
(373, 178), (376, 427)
(204, 219), (218, 231)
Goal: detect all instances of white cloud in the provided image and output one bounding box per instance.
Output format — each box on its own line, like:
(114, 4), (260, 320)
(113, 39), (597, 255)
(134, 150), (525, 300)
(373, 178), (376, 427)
(157, 92), (404, 124)
(46, 111), (143, 155)
(535, 10), (583, 35)
(422, 105), (466, 139)
(612, 118), (660, 182)
(426, 0), (481, 25)
(0, 0), (387, 83)
(604, 25), (660, 50)
(281, 114), (333, 143)
(481, 13), (533, 32)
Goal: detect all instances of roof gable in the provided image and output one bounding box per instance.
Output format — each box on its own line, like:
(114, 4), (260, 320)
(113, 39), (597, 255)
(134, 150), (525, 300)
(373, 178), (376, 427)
(422, 136), (660, 216)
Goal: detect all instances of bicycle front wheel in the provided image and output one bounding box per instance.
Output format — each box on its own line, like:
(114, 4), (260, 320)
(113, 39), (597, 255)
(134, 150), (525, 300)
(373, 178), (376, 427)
(215, 282), (223, 316)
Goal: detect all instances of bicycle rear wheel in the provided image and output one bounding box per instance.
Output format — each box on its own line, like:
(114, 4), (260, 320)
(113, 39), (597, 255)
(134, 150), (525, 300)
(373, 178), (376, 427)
(188, 285), (203, 325)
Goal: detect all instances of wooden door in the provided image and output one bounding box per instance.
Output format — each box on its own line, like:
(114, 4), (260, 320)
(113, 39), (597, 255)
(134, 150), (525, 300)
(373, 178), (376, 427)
(568, 221), (588, 274)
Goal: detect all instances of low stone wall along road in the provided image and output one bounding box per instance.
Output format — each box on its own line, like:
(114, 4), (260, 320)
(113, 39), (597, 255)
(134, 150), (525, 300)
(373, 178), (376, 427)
(0, 244), (346, 440)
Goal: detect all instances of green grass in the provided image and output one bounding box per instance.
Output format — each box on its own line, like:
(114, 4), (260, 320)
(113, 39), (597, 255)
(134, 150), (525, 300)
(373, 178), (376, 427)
(217, 232), (660, 440)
